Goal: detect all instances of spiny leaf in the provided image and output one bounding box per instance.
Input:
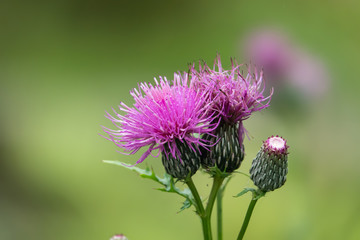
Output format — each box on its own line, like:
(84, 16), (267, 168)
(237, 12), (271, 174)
(234, 187), (257, 197)
(178, 198), (192, 213)
(104, 160), (194, 211)
(234, 187), (266, 200)
(103, 160), (158, 180)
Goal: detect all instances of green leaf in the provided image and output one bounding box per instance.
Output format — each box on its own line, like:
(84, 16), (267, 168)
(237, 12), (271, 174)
(178, 198), (192, 213)
(234, 187), (266, 200)
(234, 187), (257, 197)
(203, 166), (232, 178)
(104, 160), (158, 180)
(103, 160), (194, 211)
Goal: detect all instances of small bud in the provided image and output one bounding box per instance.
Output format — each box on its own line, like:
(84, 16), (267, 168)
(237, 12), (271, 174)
(250, 136), (289, 192)
(202, 123), (244, 173)
(110, 234), (128, 240)
(161, 141), (201, 180)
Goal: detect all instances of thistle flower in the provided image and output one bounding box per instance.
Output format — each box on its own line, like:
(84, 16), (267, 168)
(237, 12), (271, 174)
(192, 55), (272, 172)
(102, 72), (218, 179)
(250, 136), (289, 192)
(192, 55), (272, 126)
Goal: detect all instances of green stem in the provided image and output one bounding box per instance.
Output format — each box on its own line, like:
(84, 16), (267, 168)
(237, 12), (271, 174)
(186, 176), (226, 240)
(236, 196), (258, 240)
(186, 178), (212, 240)
(206, 175), (225, 240)
(216, 186), (224, 240)
(186, 178), (205, 214)
(206, 175), (225, 218)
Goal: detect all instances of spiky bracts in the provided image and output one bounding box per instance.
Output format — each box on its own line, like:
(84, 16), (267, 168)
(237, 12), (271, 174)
(201, 123), (244, 173)
(162, 140), (201, 179)
(250, 136), (289, 192)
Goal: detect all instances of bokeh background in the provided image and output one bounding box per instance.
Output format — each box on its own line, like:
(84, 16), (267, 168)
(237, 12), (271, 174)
(1, 0), (360, 239)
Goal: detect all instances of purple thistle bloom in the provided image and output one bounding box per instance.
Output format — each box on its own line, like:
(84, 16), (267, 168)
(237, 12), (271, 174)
(191, 55), (273, 143)
(191, 55), (272, 173)
(102, 72), (218, 166)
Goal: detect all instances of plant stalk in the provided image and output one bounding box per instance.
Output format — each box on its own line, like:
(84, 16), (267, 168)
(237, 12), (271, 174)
(236, 195), (258, 240)
(206, 175), (225, 218)
(186, 178), (212, 240)
(216, 185), (224, 240)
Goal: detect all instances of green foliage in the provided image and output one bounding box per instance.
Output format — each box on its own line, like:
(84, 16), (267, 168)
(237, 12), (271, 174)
(235, 187), (257, 197)
(179, 198), (192, 213)
(203, 166), (232, 178)
(235, 187), (266, 200)
(103, 160), (194, 212)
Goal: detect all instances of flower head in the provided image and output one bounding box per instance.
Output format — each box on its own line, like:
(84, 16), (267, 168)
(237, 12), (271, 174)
(192, 55), (272, 124)
(250, 135), (289, 192)
(191, 55), (272, 143)
(190, 55), (272, 174)
(263, 135), (289, 156)
(102, 72), (218, 166)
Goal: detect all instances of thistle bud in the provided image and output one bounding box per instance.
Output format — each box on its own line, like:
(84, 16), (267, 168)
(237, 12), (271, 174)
(161, 141), (201, 180)
(110, 234), (128, 240)
(250, 136), (289, 192)
(202, 123), (245, 173)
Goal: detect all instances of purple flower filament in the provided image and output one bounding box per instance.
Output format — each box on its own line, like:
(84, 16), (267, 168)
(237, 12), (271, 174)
(191, 55), (273, 143)
(102, 72), (218, 165)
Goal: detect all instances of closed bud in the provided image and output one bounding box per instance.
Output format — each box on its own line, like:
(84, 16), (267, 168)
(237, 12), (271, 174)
(250, 136), (289, 192)
(161, 140), (201, 180)
(202, 123), (245, 173)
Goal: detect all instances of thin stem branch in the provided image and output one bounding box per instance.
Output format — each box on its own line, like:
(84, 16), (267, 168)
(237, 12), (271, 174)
(206, 176), (225, 220)
(236, 196), (258, 240)
(216, 186), (223, 240)
(186, 178), (205, 214)
(216, 176), (231, 240)
(186, 178), (212, 240)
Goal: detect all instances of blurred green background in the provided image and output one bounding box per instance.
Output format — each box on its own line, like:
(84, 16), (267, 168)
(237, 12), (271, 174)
(1, 0), (360, 239)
